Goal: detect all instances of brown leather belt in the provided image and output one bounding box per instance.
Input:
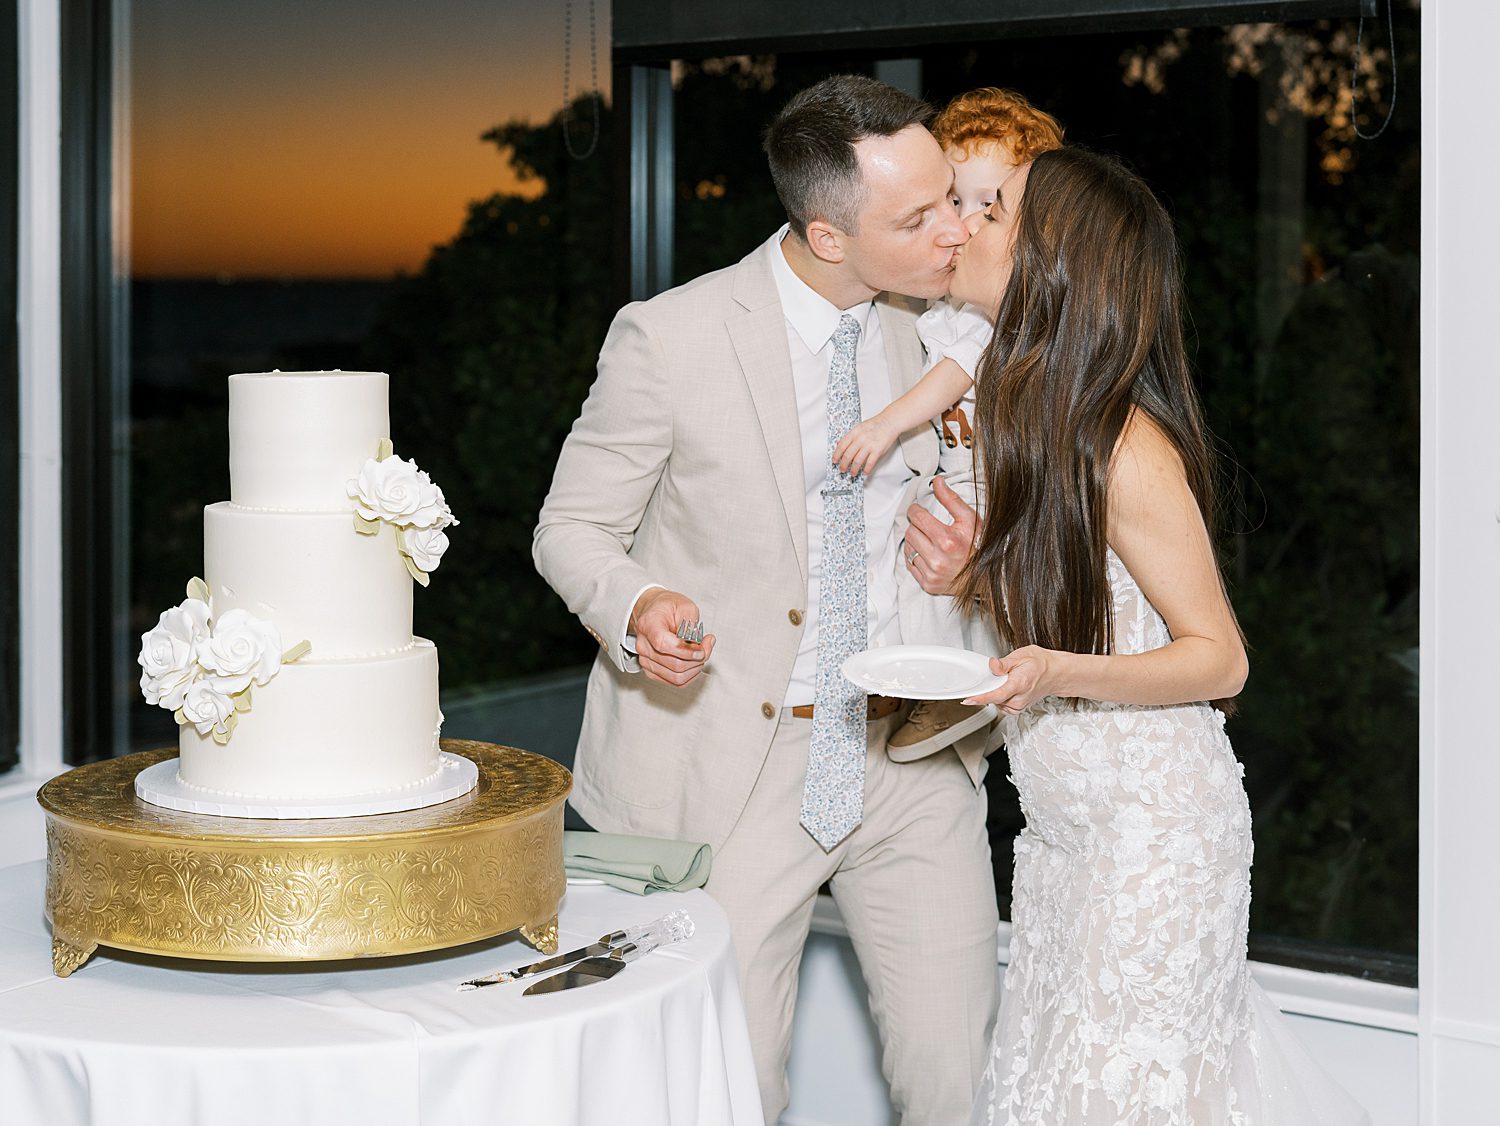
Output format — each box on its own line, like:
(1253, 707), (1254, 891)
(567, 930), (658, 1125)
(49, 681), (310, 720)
(788, 695), (904, 721)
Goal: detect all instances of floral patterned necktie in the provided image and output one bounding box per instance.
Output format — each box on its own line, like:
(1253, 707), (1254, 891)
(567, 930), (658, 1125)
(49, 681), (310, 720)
(799, 313), (868, 851)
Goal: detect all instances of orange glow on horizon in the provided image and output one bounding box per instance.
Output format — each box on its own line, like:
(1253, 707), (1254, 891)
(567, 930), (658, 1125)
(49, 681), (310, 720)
(127, 2), (608, 279)
(130, 130), (546, 279)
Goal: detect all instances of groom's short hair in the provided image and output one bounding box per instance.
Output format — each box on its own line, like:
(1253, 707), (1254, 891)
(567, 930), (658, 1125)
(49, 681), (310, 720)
(763, 74), (932, 243)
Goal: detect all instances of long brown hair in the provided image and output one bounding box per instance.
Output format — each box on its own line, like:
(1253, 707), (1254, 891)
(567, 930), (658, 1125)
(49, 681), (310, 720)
(957, 146), (1229, 666)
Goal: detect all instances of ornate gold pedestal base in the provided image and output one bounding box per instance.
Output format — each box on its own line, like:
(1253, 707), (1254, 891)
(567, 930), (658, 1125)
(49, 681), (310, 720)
(37, 740), (571, 976)
(52, 935), (97, 978)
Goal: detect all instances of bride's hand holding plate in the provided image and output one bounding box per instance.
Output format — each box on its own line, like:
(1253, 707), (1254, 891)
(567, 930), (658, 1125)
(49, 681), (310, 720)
(962, 645), (1068, 714)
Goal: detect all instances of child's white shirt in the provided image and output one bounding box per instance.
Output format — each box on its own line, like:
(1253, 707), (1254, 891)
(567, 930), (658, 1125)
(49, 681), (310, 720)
(906, 298), (1005, 666)
(916, 299), (993, 381)
(914, 299), (992, 487)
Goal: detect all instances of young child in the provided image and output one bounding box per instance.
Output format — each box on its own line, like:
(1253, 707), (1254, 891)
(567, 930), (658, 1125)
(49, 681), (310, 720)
(866, 88), (1065, 757)
(835, 88), (1065, 480)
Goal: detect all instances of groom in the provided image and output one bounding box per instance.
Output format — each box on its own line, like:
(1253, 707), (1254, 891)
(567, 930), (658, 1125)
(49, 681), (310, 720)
(534, 75), (998, 1125)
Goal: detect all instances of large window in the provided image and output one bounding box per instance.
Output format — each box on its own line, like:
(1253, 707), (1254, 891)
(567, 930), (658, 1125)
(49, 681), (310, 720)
(68, 0), (1416, 981)
(74, 0), (617, 772)
(662, 13), (1417, 981)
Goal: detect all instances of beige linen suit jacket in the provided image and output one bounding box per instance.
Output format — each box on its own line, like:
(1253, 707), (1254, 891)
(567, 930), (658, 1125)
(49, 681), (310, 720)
(534, 237), (986, 853)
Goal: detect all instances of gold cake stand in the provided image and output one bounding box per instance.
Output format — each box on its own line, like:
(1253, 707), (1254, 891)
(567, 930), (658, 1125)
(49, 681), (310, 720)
(37, 739), (571, 977)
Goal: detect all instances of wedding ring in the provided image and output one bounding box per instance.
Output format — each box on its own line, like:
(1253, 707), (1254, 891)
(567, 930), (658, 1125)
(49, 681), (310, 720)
(908, 550), (921, 566)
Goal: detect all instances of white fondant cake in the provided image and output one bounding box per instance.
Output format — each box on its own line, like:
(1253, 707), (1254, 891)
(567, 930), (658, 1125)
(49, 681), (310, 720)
(137, 370), (466, 813)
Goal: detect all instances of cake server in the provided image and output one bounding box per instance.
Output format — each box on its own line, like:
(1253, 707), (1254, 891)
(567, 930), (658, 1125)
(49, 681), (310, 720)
(523, 911), (695, 996)
(457, 909), (692, 991)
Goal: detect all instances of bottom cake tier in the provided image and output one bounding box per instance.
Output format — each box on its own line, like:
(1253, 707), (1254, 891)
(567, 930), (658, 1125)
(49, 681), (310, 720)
(177, 638), (442, 801)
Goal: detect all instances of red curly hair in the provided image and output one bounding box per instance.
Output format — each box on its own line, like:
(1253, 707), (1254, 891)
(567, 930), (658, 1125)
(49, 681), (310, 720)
(930, 87), (1065, 165)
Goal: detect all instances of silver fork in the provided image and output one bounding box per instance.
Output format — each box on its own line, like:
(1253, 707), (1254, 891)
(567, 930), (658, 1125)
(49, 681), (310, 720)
(676, 619), (705, 644)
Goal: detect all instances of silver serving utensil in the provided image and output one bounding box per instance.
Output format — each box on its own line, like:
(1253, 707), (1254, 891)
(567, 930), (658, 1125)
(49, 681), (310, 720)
(522, 948), (635, 994)
(457, 909), (692, 991)
(523, 911), (695, 996)
(676, 619), (705, 644)
(459, 931), (628, 991)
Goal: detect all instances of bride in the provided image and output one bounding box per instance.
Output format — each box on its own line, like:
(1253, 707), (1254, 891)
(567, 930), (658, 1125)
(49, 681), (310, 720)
(945, 146), (1370, 1125)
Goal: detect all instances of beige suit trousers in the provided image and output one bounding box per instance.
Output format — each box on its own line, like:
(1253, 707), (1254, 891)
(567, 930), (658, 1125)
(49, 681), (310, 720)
(707, 712), (1000, 1126)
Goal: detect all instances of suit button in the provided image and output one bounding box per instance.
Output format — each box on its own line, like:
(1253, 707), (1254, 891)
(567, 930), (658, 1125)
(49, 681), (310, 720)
(761, 702), (776, 719)
(788, 609), (803, 626)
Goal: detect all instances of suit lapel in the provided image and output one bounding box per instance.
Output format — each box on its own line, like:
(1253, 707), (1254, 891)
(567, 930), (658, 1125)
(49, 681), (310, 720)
(729, 244), (809, 582)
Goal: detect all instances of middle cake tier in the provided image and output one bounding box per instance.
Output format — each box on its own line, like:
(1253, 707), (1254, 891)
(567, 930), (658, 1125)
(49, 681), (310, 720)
(204, 502), (414, 658)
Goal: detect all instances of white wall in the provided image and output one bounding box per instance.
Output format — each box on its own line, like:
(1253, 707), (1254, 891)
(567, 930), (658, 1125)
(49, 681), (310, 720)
(1418, 1), (1500, 1121)
(13, 0), (65, 787)
(0, 792), (47, 868)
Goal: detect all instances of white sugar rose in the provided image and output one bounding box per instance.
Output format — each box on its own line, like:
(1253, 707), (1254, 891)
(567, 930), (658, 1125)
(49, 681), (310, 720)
(425, 477), (458, 529)
(347, 454), (447, 528)
(403, 523), (451, 573)
(194, 608), (283, 694)
(180, 677), (236, 737)
(138, 598), (211, 710)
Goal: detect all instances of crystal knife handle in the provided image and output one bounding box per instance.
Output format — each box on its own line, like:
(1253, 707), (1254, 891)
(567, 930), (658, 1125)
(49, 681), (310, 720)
(621, 908), (692, 947)
(614, 910), (696, 963)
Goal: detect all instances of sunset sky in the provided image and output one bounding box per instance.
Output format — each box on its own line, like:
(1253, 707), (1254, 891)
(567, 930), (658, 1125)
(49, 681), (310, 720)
(128, 0), (613, 279)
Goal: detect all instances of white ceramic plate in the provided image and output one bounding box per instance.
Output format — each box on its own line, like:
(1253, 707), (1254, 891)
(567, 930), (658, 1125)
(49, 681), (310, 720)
(842, 644), (1007, 701)
(565, 876), (606, 887)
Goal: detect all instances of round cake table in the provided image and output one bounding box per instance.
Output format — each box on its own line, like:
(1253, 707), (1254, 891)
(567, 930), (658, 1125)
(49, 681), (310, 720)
(36, 740), (570, 975)
(0, 859), (764, 1126)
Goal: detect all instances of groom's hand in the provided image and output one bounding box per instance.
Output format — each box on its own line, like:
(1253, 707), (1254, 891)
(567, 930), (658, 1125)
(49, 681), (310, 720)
(630, 588), (715, 687)
(904, 476), (978, 596)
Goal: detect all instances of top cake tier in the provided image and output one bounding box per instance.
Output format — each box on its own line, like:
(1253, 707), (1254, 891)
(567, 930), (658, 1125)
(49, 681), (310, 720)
(229, 371), (389, 510)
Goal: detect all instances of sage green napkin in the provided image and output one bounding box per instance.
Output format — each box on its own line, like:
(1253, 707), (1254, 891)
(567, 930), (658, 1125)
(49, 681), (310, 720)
(562, 830), (712, 895)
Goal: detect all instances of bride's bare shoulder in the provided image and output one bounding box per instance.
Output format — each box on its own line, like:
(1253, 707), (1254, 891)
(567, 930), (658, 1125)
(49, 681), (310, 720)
(1109, 407), (1188, 504)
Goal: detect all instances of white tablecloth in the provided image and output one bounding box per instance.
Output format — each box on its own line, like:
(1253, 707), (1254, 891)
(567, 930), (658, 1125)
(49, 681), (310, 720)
(0, 860), (763, 1126)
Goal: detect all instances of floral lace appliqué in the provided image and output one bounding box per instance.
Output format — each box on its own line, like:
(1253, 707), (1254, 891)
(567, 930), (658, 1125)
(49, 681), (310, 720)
(969, 551), (1367, 1126)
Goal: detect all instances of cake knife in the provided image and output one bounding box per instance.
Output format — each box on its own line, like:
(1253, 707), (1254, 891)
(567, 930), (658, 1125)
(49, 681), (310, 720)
(457, 909), (692, 991)
(523, 911), (696, 995)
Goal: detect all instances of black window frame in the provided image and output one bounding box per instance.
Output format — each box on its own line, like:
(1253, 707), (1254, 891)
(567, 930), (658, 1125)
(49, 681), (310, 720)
(1, 0), (19, 774)
(60, 0), (120, 767)
(611, 0), (1374, 303)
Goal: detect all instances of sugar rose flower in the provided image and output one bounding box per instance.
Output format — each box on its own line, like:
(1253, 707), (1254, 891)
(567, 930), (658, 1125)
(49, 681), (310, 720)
(180, 678), (236, 737)
(194, 608), (283, 694)
(137, 598), (211, 710)
(347, 454), (447, 528)
(403, 523), (451, 573)
(427, 479), (458, 529)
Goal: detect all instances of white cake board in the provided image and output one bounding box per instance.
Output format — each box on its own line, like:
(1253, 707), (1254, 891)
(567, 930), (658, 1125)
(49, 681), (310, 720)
(133, 751), (479, 819)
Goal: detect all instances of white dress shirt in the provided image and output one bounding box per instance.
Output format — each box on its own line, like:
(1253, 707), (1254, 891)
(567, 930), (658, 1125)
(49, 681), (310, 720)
(768, 228), (906, 707)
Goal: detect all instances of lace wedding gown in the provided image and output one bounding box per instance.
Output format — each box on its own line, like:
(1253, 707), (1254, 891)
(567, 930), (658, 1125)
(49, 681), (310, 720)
(970, 550), (1370, 1126)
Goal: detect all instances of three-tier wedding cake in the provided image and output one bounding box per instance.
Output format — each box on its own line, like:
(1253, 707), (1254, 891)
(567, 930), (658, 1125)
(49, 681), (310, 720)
(133, 370), (476, 818)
